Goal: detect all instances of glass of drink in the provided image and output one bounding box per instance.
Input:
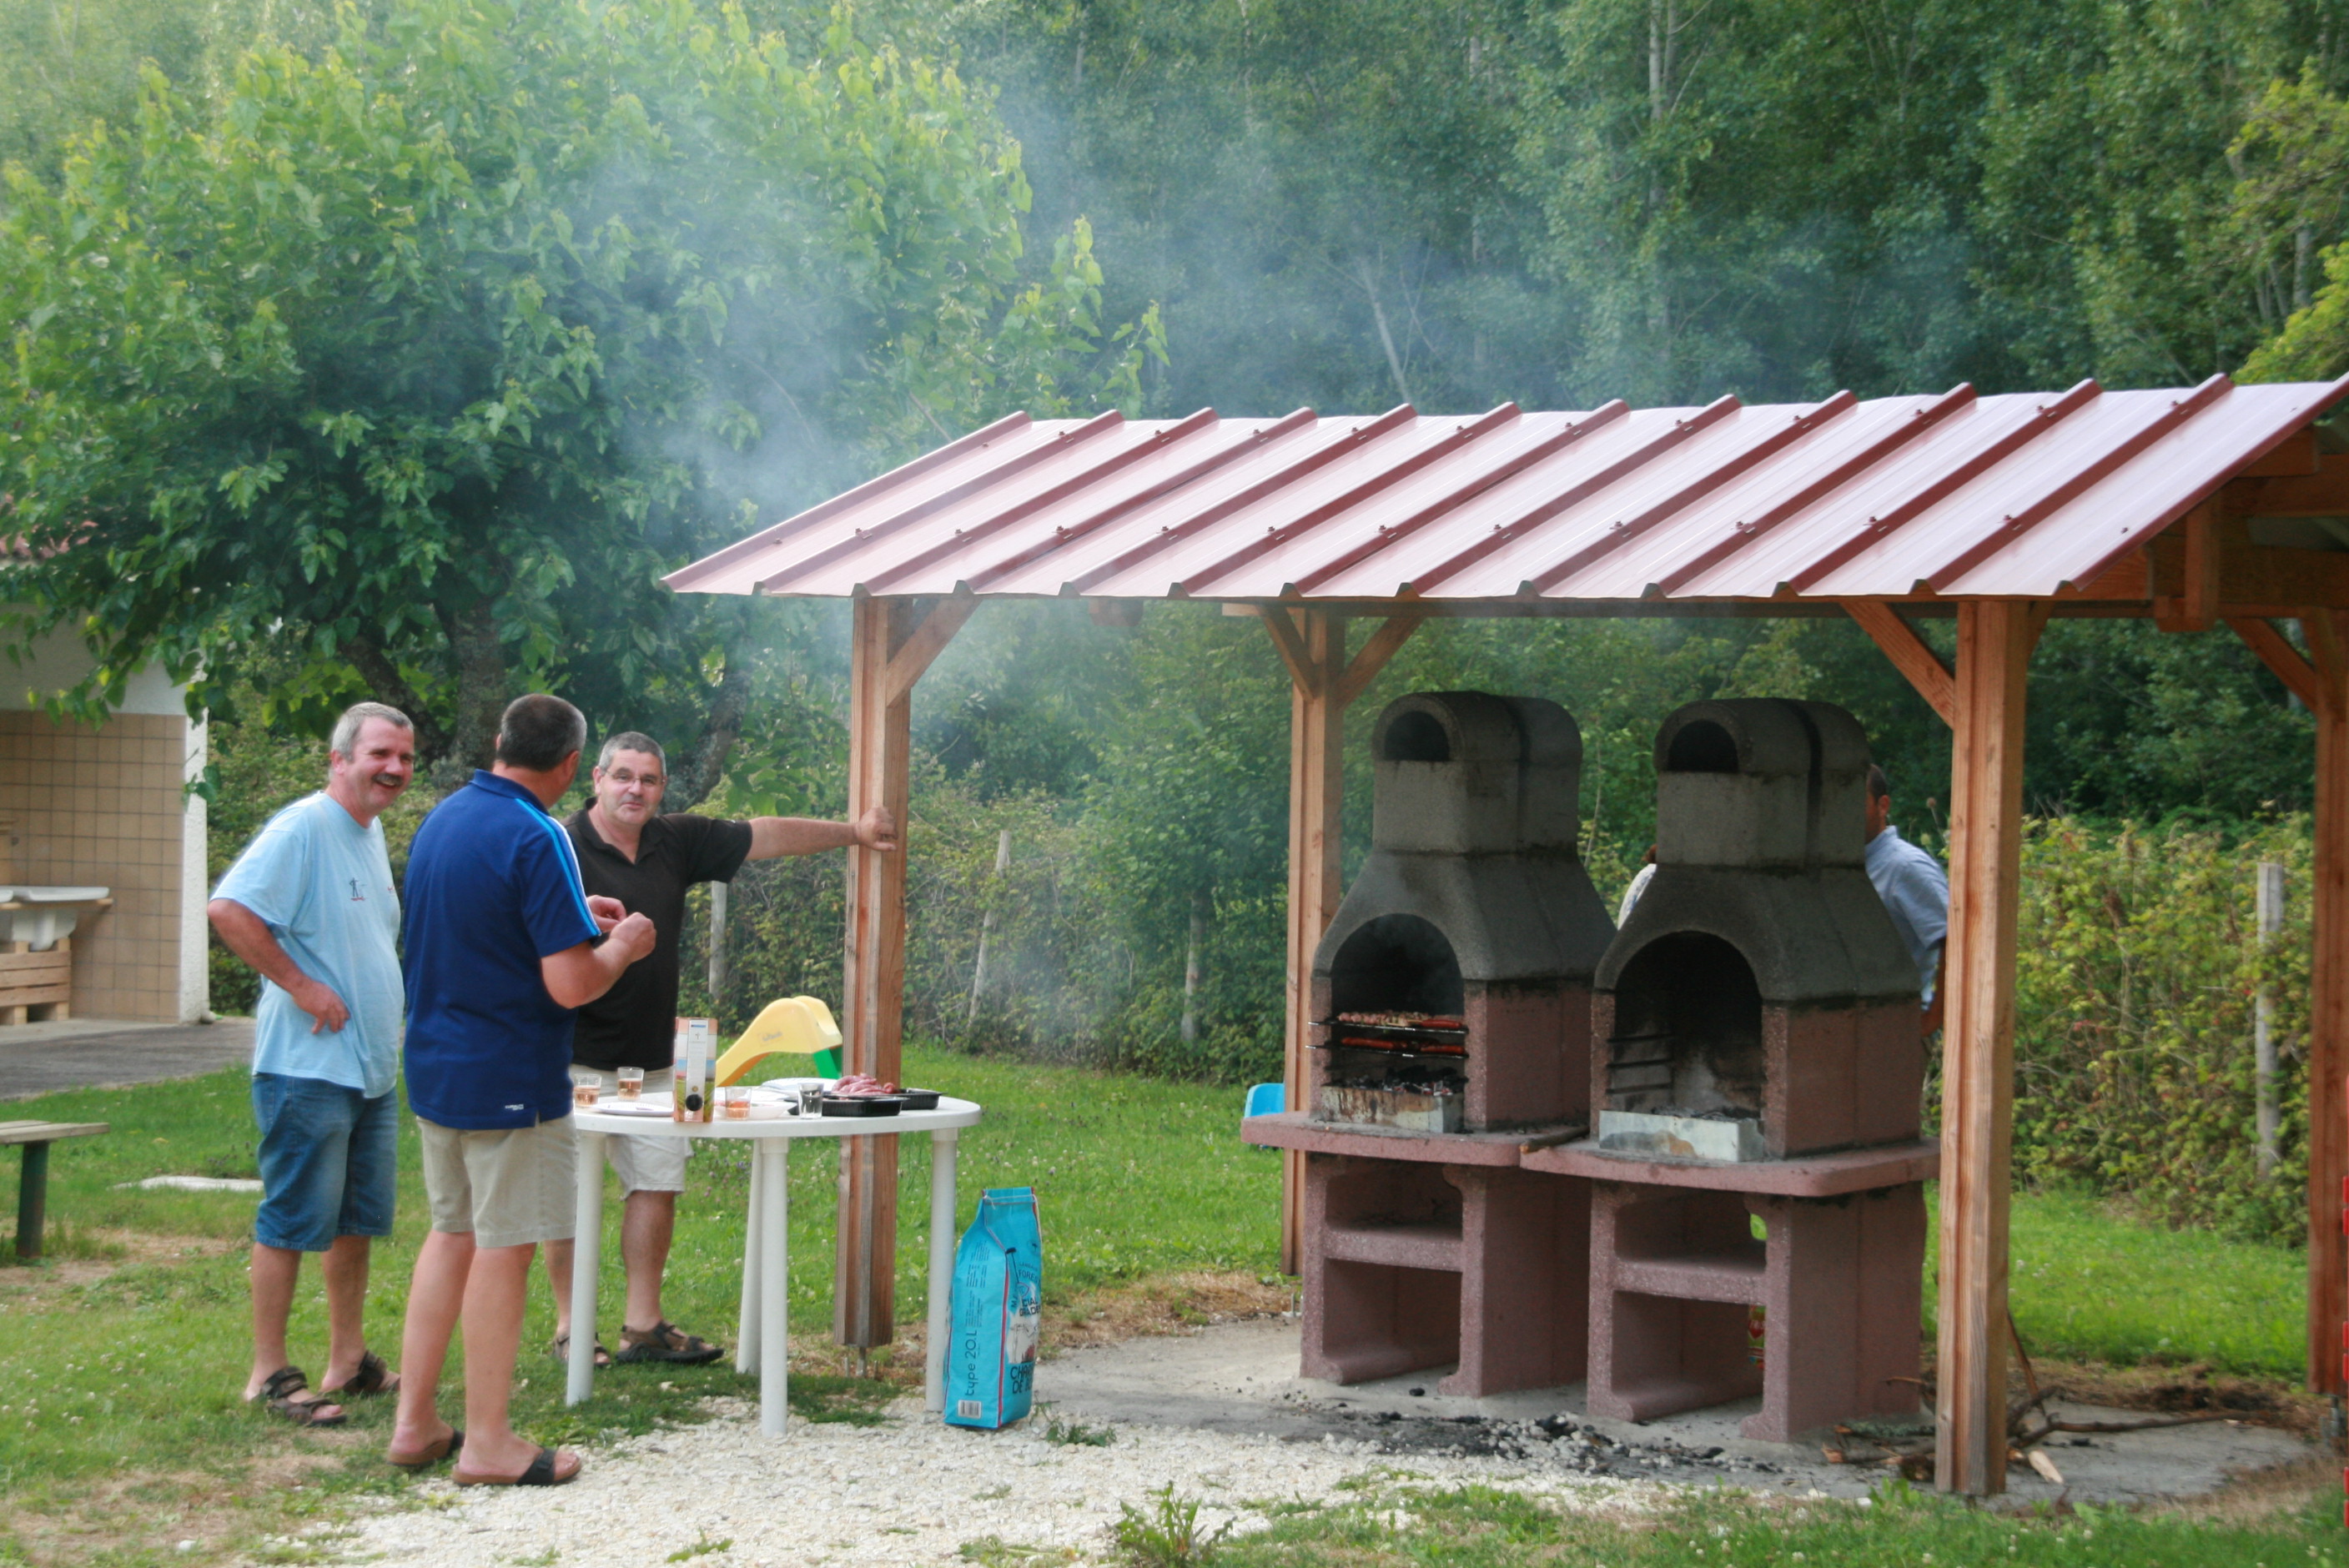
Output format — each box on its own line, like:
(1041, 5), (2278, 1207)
(720, 1086), (751, 1121)
(573, 1081), (601, 1109)
(616, 1067), (644, 1100)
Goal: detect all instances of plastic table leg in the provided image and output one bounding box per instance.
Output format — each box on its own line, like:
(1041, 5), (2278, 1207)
(566, 1130), (606, 1407)
(926, 1127), (959, 1413)
(758, 1135), (790, 1435)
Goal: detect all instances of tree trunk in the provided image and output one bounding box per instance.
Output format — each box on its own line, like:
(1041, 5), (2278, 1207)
(667, 632), (755, 812)
(342, 636), (452, 765)
(442, 596), (511, 786)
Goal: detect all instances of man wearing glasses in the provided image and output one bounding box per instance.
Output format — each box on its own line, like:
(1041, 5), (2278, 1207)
(541, 731), (895, 1366)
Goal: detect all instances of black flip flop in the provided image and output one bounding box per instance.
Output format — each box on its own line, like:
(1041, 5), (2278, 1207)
(455, 1445), (578, 1487)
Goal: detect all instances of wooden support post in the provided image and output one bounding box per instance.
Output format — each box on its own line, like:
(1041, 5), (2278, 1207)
(1280, 611), (1345, 1277)
(2303, 611), (2349, 1398)
(1935, 600), (2045, 1496)
(837, 594), (973, 1349)
(1266, 607), (1422, 1274)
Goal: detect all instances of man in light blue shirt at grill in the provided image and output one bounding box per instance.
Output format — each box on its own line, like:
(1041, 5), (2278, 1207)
(210, 701), (415, 1429)
(1864, 763), (1950, 1034)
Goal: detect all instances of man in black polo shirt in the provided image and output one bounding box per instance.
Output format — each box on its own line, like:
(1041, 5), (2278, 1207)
(542, 730), (895, 1365)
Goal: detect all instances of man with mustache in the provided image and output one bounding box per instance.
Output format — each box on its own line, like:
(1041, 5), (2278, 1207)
(210, 701), (417, 1428)
(541, 731), (893, 1368)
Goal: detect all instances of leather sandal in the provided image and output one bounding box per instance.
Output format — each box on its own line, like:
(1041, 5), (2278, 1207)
(615, 1319), (723, 1365)
(454, 1445), (580, 1487)
(324, 1349), (400, 1399)
(551, 1333), (612, 1369)
(251, 1366), (347, 1428)
(387, 1427), (464, 1470)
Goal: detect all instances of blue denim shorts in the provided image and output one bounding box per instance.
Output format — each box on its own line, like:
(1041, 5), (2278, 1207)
(252, 1072), (398, 1252)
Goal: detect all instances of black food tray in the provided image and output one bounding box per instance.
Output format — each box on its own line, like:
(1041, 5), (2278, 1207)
(821, 1094), (906, 1117)
(897, 1088), (941, 1110)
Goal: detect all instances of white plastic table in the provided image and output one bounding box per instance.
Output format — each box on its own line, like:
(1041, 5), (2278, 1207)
(564, 1095), (983, 1435)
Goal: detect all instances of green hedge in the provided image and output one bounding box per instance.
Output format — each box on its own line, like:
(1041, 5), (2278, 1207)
(2007, 816), (2310, 1243)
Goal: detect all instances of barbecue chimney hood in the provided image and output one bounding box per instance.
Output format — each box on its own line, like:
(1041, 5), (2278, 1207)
(1594, 699), (1921, 1161)
(1310, 691), (1615, 1131)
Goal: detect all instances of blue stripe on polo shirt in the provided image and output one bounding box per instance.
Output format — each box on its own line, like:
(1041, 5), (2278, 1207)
(402, 771), (602, 1130)
(514, 794), (598, 931)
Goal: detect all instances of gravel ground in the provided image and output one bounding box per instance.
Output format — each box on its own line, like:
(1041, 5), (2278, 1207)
(330, 1397), (1682, 1566)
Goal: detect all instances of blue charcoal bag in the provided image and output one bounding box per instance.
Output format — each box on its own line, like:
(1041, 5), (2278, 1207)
(944, 1186), (1042, 1430)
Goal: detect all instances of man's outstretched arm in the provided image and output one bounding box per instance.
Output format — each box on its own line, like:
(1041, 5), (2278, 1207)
(746, 806), (895, 861)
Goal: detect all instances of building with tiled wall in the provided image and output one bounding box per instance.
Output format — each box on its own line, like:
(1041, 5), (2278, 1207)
(0, 629), (208, 1023)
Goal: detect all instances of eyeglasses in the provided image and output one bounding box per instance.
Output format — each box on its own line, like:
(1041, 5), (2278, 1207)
(603, 768), (666, 790)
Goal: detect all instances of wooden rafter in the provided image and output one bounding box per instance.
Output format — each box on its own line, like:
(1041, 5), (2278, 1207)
(1843, 601), (1954, 726)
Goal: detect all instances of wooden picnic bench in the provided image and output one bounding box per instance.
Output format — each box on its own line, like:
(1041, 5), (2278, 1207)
(0, 1119), (108, 1260)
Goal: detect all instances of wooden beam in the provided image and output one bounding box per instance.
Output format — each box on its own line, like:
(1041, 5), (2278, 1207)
(2226, 451), (2349, 515)
(2228, 616), (2324, 709)
(2246, 427), (2322, 477)
(1256, 604), (1316, 692)
(1843, 602), (1954, 726)
(2152, 503), (2221, 631)
(1270, 610), (1347, 1275)
(837, 595), (968, 1350)
(2148, 515), (2349, 613)
(884, 596), (980, 706)
(1334, 616), (1425, 709)
(2306, 610), (2349, 1399)
(1936, 600), (2045, 1497)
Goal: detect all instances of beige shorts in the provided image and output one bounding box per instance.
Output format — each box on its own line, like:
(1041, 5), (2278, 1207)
(569, 1066), (691, 1195)
(417, 1114), (576, 1250)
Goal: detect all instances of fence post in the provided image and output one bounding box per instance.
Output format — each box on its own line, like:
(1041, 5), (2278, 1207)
(967, 829), (1010, 1026)
(2257, 859), (2286, 1179)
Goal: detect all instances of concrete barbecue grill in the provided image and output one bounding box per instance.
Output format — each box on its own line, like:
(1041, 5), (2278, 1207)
(1524, 698), (1939, 1443)
(1246, 691), (1613, 1397)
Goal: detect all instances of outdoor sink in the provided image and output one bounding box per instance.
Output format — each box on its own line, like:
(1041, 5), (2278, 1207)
(0, 887), (111, 949)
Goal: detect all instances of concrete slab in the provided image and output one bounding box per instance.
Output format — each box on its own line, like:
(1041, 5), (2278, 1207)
(0, 1017), (251, 1101)
(1036, 1316), (2311, 1505)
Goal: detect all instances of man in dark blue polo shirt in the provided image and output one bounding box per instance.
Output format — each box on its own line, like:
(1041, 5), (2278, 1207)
(386, 695), (654, 1486)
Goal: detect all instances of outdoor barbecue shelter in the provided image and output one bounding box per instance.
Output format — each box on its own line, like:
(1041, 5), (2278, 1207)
(665, 370), (2349, 1495)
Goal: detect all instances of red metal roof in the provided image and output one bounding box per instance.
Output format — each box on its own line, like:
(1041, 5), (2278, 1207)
(664, 375), (2349, 604)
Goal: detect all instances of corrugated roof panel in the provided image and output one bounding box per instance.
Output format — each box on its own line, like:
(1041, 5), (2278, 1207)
(662, 375), (2349, 604)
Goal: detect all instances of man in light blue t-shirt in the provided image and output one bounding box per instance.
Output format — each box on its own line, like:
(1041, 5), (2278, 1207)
(210, 701), (415, 1430)
(1864, 764), (1951, 1036)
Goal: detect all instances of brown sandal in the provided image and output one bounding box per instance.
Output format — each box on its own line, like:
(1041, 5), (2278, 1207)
(615, 1319), (723, 1365)
(387, 1427), (464, 1470)
(252, 1366), (347, 1428)
(324, 1349), (400, 1398)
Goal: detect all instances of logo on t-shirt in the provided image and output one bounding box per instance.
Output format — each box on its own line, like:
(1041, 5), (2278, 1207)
(348, 877), (365, 902)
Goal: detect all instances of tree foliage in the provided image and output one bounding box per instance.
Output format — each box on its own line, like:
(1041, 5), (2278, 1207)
(0, 0), (1160, 786)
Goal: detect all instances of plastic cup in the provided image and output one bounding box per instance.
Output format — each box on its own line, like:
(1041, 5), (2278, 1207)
(720, 1086), (751, 1121)
(573, 1081), (601, 1108)
(616, 1068), (643, 1100)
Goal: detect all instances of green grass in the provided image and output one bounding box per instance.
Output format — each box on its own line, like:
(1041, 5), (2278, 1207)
(1203, 1479), (2338, 1566)
(0, 1045), (2321, 1564)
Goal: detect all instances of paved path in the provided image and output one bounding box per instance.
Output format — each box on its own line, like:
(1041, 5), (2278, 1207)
(0, 1017), (252, 1101)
